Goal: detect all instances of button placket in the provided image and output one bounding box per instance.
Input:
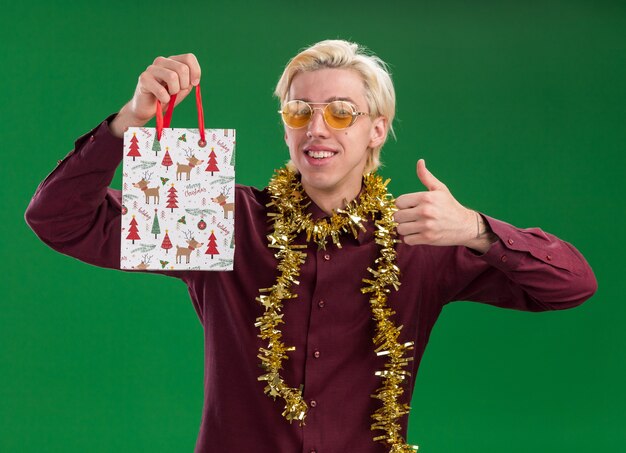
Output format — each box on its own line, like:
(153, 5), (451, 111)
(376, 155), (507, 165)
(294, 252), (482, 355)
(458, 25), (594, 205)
(301, 246), (331, 451)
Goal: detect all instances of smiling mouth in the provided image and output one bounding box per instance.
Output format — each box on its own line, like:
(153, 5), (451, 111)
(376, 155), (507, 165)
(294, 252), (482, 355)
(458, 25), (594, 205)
(306, 150), (337, 159)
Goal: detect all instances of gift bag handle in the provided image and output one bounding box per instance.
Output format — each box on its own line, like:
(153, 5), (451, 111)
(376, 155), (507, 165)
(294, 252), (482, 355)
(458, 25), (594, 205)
(156, 84), (206, 147)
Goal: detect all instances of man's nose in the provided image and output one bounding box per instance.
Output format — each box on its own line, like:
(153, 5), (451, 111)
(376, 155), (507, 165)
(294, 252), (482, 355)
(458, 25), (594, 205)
(307, 108), (330, 137)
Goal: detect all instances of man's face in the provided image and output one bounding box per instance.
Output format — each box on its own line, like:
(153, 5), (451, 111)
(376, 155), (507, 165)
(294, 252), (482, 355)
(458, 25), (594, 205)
(284, 68), (387, 202)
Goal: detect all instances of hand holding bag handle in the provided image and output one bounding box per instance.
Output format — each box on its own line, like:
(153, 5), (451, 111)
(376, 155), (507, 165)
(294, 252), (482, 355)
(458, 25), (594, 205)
(155, 84), (206, 147)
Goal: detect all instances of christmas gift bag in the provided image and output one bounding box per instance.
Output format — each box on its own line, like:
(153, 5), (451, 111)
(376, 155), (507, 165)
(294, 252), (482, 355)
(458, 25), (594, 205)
(120, 86), (235, 271)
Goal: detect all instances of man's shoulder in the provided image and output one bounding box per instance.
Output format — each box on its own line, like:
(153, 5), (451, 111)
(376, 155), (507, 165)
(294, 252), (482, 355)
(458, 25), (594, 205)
(235, 183), (269, 203)
(234, 184), (270, 217)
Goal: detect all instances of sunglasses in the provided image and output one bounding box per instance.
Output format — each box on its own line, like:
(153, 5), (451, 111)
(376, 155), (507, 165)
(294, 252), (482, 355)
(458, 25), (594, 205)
(279, 100), (369, 130)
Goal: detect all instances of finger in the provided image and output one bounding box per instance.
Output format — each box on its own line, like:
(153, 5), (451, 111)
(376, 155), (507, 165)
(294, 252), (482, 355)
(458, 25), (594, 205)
(138, 72), (171, 104)
(401, 226), (441, 245)
(153, 56), (192, 90)
(169, 53), (202, 86)
(395, 191), (436, 210)
(402, 233), (433, 245)
(395, 193), (416, 210)
(400, 232), (429, 246)
(396, 221), (423, 236)
(393, 206), (420, 224)
(146, 64), (182, 95)
(417, 159), (447, 192)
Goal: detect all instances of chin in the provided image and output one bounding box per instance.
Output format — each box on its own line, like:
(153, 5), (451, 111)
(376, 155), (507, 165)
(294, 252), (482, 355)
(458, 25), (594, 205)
(300, 171), (336, 189)
(292, 155), (367, 197)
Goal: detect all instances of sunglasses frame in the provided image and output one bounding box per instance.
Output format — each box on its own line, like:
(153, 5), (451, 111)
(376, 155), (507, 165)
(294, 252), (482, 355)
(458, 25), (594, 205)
(279, 100), (369, 130)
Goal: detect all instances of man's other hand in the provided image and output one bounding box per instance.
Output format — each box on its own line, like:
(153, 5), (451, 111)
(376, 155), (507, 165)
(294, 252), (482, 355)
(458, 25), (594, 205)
(394, 159), (496, 253)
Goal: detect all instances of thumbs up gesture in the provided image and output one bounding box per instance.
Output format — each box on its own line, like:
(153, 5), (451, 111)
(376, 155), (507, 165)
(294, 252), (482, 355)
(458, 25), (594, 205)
(394, 159), (494, 251)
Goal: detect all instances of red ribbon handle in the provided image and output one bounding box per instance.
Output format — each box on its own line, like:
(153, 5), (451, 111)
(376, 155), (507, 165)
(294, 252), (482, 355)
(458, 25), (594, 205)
(155, 85), (206, 147)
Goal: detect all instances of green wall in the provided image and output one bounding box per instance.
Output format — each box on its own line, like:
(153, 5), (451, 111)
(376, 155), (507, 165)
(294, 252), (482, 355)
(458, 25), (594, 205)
(2, 1), (624, 451)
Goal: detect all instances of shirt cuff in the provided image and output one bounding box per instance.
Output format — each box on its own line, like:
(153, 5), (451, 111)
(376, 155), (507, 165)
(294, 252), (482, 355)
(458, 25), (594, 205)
(60, 113), (125, 172)
(474, 214), (587, 276)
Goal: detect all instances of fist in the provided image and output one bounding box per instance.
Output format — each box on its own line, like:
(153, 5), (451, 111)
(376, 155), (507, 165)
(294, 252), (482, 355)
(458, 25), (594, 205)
(111, 53), (202, 137)
(394, 159), (475, 247)
(129, 53), (202, 123)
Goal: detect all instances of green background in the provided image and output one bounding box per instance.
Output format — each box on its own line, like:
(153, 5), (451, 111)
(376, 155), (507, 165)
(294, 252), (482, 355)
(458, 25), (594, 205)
(2, 0), (624, 451)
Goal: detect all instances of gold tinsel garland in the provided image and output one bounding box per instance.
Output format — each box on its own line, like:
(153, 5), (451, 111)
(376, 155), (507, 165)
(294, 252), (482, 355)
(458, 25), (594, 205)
(255, 167), (418, 452)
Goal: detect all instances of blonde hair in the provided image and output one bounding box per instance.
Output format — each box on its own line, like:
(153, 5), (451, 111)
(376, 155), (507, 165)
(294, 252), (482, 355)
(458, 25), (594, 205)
(275, 39), (396, 173)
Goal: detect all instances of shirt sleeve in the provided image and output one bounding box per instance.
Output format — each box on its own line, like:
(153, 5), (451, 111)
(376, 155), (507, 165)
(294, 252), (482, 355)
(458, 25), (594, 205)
(24, 115), (188, 281)
(441, 214), (597, 311)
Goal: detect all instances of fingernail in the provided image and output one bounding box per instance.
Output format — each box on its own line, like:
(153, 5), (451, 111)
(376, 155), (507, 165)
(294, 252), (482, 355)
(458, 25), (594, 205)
(192, 78), (200, 86)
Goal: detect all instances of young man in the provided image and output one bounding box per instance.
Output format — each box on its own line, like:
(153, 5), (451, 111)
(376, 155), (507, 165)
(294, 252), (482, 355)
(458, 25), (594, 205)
(25, 40), (596, 452)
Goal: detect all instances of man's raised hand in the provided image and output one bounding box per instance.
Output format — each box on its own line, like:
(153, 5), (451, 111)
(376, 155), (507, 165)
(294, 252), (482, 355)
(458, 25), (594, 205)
(110, 54), (201, 138)
(394, 159), (486, 249)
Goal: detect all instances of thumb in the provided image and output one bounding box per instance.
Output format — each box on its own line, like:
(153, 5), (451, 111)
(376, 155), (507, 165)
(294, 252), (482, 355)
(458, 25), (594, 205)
(416, 159), (446, 191)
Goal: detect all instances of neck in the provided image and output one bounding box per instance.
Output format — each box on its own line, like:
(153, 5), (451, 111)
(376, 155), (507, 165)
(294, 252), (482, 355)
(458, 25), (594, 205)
(304, 187), (361, 215)
(301, 181), (362, 215)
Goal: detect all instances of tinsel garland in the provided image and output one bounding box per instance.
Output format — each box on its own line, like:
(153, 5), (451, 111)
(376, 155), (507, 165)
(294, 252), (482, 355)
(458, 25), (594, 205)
(255, 167), (418, 452)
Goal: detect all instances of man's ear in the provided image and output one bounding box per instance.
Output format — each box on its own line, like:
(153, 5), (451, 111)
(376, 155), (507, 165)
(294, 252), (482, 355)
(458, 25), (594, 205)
(368, 116), (388, 149)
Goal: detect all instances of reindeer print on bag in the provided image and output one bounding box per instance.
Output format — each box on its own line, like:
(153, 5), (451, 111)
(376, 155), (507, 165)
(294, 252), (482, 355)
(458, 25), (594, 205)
(133, 171), (160, 204)
(176, 150), (204, 181)
(133, 254), (153, 270)
(212, 186), (235, 219)
(176, 231), (204, 264)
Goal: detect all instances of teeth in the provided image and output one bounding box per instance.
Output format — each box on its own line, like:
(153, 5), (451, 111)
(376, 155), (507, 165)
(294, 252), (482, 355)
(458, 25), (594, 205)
(306, 150), (335, 159)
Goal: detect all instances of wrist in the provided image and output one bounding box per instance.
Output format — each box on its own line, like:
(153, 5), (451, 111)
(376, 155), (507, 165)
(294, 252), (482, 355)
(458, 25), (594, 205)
(109, 103), (149, 138)
(463, 210), (497, 254)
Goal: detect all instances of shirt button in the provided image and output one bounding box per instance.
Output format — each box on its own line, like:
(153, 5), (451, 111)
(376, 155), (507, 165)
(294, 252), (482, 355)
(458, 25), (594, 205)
(500, 255), (508, 263)
(313, 350), (320, 358)
(89, 135), (95, 142)
(318, 300), (325, 308)
(310, 400), (317, 408)
(323, 253), (331, 261)
(546, 255), (552, 261)
(507, 239), (514, 245)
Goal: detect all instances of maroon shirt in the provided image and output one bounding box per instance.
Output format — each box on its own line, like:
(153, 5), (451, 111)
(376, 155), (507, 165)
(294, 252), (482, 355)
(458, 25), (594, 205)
(25, 117), (597, 452)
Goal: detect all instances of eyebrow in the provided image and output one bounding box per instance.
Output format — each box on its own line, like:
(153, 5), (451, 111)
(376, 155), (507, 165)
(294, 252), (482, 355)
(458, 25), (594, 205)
(298, 96), (357, 104)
